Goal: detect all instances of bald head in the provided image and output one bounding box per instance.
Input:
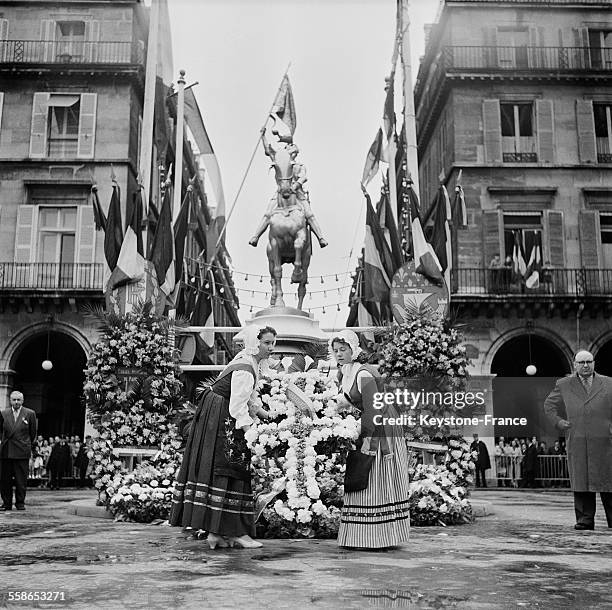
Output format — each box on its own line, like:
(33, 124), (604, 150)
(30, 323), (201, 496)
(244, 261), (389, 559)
(574, 350), (594, 378)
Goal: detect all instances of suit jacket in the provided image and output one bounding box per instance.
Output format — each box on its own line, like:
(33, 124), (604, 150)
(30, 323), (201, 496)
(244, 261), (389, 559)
(0, 406), (38, 460)
(544, 373), (612, 492)
(470, 440), (491, 469)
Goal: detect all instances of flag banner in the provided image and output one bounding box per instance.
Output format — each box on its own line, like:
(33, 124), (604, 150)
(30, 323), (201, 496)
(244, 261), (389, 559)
(183, 87), (226, 221)
(363, 193), (392, 302)
(376, 190), (403, 275)
(361, 128), (383, 188)
(194, 281), (215, 361)
(271, 74), (296, 138)
(453, 184), (468, 228)
(149, 183), (175, 296)
(91, 187), (106, 231)
(408, 185), (443, 285)
(512, 230), (527, 280)
(525, 232), (542, 289)
(108, 188), (145, 290)
(383, 77), (395, 141)
(103, 183), (124, 290)
(428, 185), (453, 288)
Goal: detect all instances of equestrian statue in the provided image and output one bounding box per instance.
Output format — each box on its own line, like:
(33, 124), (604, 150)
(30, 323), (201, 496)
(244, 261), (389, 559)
(249, 108), (327, 310)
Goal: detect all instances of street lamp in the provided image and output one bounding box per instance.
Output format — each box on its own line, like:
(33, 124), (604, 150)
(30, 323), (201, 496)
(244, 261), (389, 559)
(42, 316), (53, 371)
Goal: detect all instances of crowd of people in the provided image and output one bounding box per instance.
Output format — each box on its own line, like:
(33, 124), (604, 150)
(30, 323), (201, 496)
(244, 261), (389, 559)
(28, 435), (92, 489)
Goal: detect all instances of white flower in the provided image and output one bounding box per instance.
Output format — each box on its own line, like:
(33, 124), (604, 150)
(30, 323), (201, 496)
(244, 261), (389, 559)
(296, 508), (312, 523)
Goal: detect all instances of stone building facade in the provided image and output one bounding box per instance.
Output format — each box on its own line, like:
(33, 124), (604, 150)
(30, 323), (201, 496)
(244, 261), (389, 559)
(415, 0), (612, 443)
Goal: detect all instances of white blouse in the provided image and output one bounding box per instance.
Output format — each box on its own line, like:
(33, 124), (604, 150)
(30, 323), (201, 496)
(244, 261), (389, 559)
(228, 355), (267, 429)
(340, 362), (374, 397)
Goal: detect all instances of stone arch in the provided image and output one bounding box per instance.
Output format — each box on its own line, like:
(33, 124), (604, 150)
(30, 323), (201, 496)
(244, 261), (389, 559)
(591, 330), (612, 377)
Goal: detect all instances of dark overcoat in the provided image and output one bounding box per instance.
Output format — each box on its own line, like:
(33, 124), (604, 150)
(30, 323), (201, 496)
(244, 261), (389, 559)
(544, 373), (612, 492)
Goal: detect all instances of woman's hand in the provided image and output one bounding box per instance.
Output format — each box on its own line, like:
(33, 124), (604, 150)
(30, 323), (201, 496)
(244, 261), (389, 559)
(256, 407), (270, 420)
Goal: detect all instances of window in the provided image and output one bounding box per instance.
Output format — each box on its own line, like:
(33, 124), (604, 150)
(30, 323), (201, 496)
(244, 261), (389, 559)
(503, 214), (542, 263)
(500, 103), (537, 162)
(600, 214), (612, 268)
(55, 21), (85, 61)
(37, 206), (77, 287)
(589, 30), (612, 69)
(497, 28), (529, 68)
(594, 103), (612, 163)
(47, 94), (80, 157)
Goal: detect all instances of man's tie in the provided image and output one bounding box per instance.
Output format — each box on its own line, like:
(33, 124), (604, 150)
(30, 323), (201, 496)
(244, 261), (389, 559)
(582, 376), (593, 395)
(12, 409), (19, 423)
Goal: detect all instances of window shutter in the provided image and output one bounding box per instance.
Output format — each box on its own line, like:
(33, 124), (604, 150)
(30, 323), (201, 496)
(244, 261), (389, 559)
(576, 99), (596, 164)
(482, 209), (503, 265)
(14, 205), (37, 263)
(77, 205), (96, 264)
(39, 19), (55, 62)
(84, 20), (100, 62)
(536, 99), (554, 163)
(29, 92), (49, 158)
(543, 210), (565, 267)
(573, 27), (590, 69)
(78, 93), (97, 158)
(0, 92), (4, 136)
(578, 210), (601, 268)
(482, 99), (502, 163)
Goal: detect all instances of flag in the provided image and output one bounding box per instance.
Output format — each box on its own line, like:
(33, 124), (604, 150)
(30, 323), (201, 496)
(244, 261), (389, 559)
(103, 183), (123, 272)
(193, 278), (215, 362)
(108, 188), (145, 289)
(428, 185), (453, 288)
(383, 77), (395, 141)
(361, 128), (383, 188)
(271, 74), (296, 138)
(363, 193), (392, 302)
(453, 184), (468, 228)
(346, 266), (378, 342)
(173, 187), (190, 284)
(512, 230), (527, 279)
(408, 184), (443, 285)
(525, 233), (542, 289)
(376, 190), (403, 274)
(149, 183), (175, 296)
(183, 87), (226, 223)
(91, 186), (106, 231)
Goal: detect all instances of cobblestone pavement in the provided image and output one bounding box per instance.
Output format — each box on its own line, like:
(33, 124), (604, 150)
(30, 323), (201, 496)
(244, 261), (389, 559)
(0, 489), (611, 609)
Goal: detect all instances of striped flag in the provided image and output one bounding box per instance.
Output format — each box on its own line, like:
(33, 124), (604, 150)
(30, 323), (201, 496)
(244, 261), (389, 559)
(91, 186), (106, 231)
(512, 230), (527, 279)
(108, 188), (145, 290)
(103, 182), (123, 290)
(428, 185), (453, 288)
(525, 233), (542, 289)
(363, 193), (391, 302)
(408, 184), (443, 285)
(149, 183), (175, 296)
(361, 128), (383, 188)
(173, 187), (190, 284)
(194, 270), (215, 360)
(376, 190), (403, 274)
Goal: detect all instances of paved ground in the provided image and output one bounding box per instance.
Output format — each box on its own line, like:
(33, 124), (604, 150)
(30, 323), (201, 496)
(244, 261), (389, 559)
(0, 489), (611, 609)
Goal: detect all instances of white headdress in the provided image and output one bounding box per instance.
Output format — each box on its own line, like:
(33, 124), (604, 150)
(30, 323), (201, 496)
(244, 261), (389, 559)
(234, 324), (266, 357)
(328, 329), (362, 361)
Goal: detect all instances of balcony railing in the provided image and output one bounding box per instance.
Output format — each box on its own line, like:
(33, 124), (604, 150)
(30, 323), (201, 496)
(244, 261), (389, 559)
(0, 40), (144, 65)
(415, 45), (612, 123)
(452, 268), (612, 297)
(0, 263), (104, 291)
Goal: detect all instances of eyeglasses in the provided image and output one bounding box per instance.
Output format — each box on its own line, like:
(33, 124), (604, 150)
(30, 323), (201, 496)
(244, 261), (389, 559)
(575, 360), (594, 365)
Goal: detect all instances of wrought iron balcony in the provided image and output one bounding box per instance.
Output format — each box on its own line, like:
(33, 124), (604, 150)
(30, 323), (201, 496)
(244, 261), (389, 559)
(0, 262), (104, 291)
(452, 267), (612, 297)
(0, 40), (144, 65)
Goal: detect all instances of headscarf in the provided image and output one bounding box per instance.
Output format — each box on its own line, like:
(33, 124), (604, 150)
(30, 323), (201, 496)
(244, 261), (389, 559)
(234, 324), (266, 357)
(328, 329), (362, 362)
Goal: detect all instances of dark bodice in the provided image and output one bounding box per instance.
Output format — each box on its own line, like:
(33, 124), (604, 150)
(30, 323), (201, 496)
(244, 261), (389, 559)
(210, 362), (256, 400)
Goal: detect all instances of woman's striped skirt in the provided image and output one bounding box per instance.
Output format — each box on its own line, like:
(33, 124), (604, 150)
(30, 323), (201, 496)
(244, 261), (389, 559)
(337, 435), (410, 548)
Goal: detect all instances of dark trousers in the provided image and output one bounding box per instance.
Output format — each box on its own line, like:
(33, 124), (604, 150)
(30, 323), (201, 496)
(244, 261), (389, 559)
(50, 469), (62, 490)
(0, 458), (29, 508)
(574, 491), (612, 527)
(475, 467), (487, 487)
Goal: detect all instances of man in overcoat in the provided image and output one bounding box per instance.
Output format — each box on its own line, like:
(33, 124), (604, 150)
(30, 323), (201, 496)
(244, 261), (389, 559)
(544, 350), (612, 530)
(470, 433), (491, 487)
(0, 391), (38, 510)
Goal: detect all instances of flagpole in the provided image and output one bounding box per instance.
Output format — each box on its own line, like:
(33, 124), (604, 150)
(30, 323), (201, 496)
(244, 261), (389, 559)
(400, 0), (420, 200)
(386, 77), (399, 227)
(140, 0), (159, 252)
(173, 69), (186, 222)
(213, 63), (292, 257)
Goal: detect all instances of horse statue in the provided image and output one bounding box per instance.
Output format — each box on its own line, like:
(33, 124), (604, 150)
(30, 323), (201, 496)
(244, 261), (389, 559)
(249, 121), (327, 310)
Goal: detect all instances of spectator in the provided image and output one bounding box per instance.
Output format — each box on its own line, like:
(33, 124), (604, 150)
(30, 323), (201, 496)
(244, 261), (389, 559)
(470, 433), (491, 488)
(47, 437), (70, 490)
(522, 437), (539, 488)
(495, 439), (512, 487)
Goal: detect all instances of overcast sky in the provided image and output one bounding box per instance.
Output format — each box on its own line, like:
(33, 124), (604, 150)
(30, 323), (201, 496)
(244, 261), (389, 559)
(169, 0), (440, 328)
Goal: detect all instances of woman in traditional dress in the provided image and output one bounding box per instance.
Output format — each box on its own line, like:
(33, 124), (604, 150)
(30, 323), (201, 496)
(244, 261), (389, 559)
(330, 330), (410, 549)
(170, 325), (277, 549)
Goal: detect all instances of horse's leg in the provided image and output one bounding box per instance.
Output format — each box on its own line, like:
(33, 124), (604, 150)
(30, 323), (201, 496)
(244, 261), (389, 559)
(267, 237), (284, 307)
(297, 236), (311, 310)
(291, 229), (307, 284)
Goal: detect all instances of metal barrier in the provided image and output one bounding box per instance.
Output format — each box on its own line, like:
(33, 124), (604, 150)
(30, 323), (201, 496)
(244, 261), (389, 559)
(494, 454), (569, 487)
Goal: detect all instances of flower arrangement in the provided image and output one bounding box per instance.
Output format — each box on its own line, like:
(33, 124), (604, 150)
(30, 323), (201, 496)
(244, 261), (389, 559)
(443, 436), (476, 489)
(246, 369), (360, 538)
(408, 464), (473, 526)
(83, 302), (190, 517)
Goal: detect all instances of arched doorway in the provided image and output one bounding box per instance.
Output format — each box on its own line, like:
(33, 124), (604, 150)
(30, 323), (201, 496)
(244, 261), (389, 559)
(490, 333), (571, 444)
(11, 331), (87, 440)
(593, 339), (612, 377)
